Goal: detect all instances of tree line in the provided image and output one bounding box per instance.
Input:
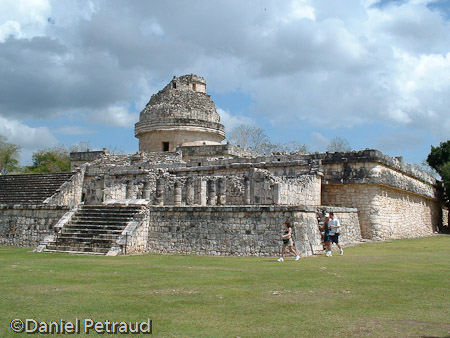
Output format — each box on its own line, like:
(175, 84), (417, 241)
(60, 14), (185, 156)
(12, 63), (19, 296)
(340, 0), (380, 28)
(0, 136), (92, 175)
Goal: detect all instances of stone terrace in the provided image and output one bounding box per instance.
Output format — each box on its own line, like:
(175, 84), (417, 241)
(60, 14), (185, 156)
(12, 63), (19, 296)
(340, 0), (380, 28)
(0, 173), (75, 204)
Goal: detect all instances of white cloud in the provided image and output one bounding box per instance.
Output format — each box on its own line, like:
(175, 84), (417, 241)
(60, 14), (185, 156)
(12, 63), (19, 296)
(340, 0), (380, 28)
(285, 0), (316, 22)
(0, 116), (58, 164)
(0, 116), (57, 149)
(218, 108), (255, 134)
(89, 105), (139, 128)
(1, 0), (450, 164)
(0, 0), (51, 41)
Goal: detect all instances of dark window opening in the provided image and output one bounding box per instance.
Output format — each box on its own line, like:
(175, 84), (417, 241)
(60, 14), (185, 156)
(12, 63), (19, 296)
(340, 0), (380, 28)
(163, 142), (170, 152)
(193, 83), (197, 91)
(172, 82), (177, 89)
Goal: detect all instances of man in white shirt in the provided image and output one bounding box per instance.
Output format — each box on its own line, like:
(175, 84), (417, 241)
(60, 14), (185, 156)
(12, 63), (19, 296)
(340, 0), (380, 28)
(326, 211), (343, 256)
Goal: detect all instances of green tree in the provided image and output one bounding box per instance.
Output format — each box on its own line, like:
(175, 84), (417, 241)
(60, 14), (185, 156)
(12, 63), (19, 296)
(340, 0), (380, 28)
(0, 135), (21, 174)
(427, 140), (450, 208)
(427, 140), (450, 170)
(24, 146), (71, 173)
(327, 136), (352, 152)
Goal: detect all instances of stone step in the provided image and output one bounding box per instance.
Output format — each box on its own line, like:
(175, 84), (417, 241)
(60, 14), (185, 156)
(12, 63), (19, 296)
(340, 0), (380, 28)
(56, 234), (119, 243)
(45, 204), (144, 255)
(52, 241), (116, 248)
(43, 249), (106, 255)
(65, 224), (127, 231)
(0, 172), (75, 204)
(61, 228), (123, 235)
(73, 213), (140, 218)
(69, 220), (134, 226)
(73, 213), (137, 218)
(45, 245), (110, 254)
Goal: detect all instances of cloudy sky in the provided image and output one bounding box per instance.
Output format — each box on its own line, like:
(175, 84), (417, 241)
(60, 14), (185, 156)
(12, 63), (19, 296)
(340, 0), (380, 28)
(1, 0), (449, 165)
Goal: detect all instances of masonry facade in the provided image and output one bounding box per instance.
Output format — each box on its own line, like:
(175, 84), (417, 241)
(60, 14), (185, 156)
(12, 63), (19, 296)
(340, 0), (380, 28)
(0, 74), (447, 256)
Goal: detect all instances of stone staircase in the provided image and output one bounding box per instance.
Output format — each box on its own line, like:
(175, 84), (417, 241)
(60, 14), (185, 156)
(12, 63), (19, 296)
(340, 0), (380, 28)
(0, 172), (75, 204)
(44, 204), (145, 255)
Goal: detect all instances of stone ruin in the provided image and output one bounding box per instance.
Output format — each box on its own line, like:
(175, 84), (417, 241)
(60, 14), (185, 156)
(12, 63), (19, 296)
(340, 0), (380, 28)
(0, 74), (448, 256)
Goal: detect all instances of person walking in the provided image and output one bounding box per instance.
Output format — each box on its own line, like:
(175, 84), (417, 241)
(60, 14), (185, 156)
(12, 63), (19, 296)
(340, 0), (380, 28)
(321, 213), (332, 256)
(277, 220), (300, 262)
(327, 211), (343, 256)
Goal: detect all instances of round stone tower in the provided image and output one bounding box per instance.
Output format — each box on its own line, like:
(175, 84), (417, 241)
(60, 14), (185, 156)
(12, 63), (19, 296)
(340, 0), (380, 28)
(135, 74), (226, 152)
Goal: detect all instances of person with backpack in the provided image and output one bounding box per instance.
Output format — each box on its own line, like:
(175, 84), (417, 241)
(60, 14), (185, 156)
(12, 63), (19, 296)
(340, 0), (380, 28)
(277, 220), (300, 262)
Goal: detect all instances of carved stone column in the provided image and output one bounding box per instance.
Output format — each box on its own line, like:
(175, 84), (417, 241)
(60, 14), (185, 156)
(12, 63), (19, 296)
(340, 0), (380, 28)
(174, 181), (182, 206)
(207, 179), (217, 205)
(218, 177), (227, 205)
(143, 181), (151, 200)
(244, 177), (251, 205)
(273, 183), (281, 205)
(125, 180), (133, 199)
(186, 177), (194, 205)
(156, 178), (164, 206)
(196, 177), (207, 206)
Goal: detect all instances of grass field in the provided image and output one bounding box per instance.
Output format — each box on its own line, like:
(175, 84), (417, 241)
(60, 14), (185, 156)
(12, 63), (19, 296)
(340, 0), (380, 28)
(0, 236), (449, 338)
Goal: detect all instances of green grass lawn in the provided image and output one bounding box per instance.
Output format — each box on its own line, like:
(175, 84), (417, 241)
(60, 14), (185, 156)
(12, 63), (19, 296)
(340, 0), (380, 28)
(0, 236), (449, 338)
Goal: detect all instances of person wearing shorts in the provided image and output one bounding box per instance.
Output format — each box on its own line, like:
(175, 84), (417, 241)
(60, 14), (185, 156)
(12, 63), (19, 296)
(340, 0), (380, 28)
(277, 220), (300, 262)
(326, 211), (343, 256)
(321, 213), (332, 255)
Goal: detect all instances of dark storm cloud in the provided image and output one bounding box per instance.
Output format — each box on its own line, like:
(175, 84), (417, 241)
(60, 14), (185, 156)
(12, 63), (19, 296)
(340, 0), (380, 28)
(0, 34), (138, 119)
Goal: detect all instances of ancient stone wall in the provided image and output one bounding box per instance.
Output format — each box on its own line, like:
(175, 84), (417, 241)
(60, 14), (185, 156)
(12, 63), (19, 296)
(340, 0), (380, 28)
(137, 129), (224, 153)
(322, 184), (440, 239)
(44, 167), (85, 208)
(318, 207), (362, 245)
(82, 167), (321, 208)
(443, 207), (449, 228)
(0, 205), (69, 247)
(179, 143), (258, 160)
(143, 205), (360, 256)
(70, 149), (108, 170)
(111, 207), (150, 255)
(145, 206), (321, 256)
(321, 161), (437, 199)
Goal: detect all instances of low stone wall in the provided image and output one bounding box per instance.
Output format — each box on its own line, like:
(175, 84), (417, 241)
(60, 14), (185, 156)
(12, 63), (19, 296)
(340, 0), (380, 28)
(143, 205), (359, 257)
(322, 184), (441, 239)
(146, 205), (321, 256)
(0, 204), (69, 247)
(115, 208), (150, 255)
(44, 167), (85, 208)
(319, 207), (362, 246)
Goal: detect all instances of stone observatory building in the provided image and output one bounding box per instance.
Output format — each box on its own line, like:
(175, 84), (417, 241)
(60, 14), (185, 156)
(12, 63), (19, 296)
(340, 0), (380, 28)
(0, 74), (448, 257)
(135, 74), (225, 152)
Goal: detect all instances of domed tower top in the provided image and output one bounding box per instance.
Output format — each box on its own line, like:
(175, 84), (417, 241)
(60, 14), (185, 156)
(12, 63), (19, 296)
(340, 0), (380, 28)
(135, 74), (225, 152)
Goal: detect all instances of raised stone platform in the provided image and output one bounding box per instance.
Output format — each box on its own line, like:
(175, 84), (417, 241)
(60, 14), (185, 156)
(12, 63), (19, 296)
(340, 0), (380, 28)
(0, 172), (75, 204)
